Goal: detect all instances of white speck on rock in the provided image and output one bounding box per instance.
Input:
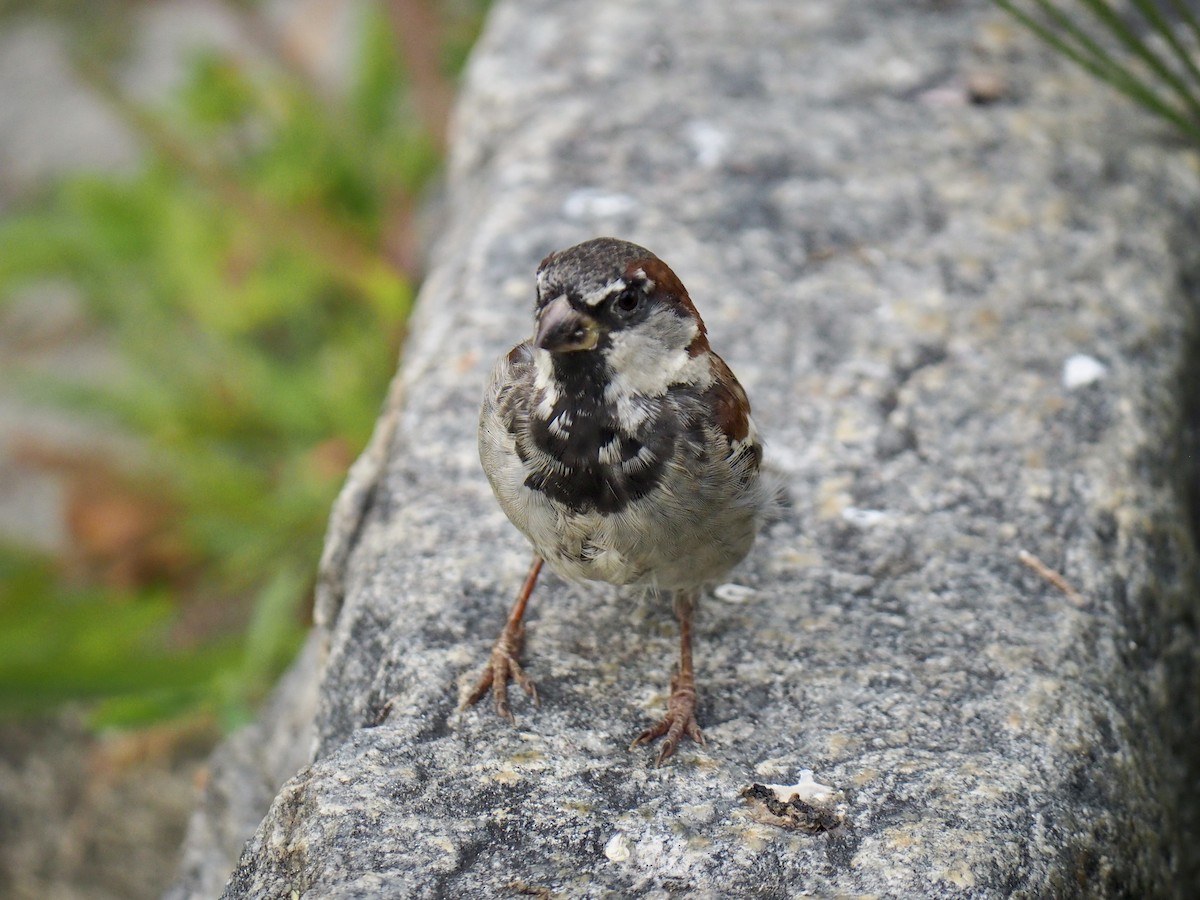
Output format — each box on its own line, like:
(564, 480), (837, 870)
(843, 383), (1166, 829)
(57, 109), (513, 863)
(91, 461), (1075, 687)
(604, 832), (631, 862)
(1062, 354), (1107, 389)
(841, 507), (888, 527)
(685, 120), (729, 168)
(563, 188), (637, 219)
(764, 769), (839, 806)
(714, 583), (757, 603)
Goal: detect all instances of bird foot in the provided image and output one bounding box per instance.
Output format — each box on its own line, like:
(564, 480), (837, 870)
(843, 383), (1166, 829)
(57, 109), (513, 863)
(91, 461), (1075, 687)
(630, 671), (704, 765)
(462, 624), (538, 723)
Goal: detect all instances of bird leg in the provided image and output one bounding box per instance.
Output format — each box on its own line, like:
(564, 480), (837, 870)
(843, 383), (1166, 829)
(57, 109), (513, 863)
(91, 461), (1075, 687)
(631, 588), (705, 765)
(462, 555), (543, 722)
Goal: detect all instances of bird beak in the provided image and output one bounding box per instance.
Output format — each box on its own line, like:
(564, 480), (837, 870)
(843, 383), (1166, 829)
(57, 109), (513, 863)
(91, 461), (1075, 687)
(535, 295), (600, 353)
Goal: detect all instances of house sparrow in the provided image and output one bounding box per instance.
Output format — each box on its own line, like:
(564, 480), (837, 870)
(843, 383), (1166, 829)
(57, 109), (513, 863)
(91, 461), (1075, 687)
(468, 237), (765, 764)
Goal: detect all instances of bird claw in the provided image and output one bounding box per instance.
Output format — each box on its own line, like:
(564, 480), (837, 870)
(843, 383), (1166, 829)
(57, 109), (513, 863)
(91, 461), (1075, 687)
(630, 672), (704, 765)
(462, 625), (538, 723)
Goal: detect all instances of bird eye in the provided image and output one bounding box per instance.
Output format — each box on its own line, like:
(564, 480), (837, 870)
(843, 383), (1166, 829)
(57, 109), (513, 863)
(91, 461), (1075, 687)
(614, 288), (641, 314)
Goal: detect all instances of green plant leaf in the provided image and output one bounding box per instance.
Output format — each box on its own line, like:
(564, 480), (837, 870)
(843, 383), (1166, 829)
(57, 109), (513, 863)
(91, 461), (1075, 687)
(995, 0), (1200, 144)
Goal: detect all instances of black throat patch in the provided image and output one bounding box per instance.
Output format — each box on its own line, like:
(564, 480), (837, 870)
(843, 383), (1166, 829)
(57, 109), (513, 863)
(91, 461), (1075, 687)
(519, 353), (675, 514)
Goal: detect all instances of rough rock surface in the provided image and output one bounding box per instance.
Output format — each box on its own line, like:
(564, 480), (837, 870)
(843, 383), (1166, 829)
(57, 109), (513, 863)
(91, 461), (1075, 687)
(171, 0), (1200, 896)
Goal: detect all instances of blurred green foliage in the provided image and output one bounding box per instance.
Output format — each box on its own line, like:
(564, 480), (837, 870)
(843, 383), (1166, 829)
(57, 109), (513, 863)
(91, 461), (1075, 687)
(0, 1), (482, 730)
(996, 0), (1200, 144)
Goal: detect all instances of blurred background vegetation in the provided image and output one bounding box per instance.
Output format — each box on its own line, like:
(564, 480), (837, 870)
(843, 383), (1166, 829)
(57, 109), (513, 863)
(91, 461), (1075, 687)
(0, 0), (485, 733)
(0, 6), (487, 895)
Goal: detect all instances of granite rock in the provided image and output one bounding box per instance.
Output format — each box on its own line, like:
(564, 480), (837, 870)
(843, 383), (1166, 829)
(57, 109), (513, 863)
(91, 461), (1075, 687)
(171, 0), (1200, 896)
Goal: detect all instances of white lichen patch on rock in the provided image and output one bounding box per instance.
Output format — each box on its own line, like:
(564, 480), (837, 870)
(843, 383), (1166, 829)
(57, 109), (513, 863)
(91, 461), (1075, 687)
(1062, 353), (1108, 389)
(603, 832), (631, 863)
(741, 770), (847, 833)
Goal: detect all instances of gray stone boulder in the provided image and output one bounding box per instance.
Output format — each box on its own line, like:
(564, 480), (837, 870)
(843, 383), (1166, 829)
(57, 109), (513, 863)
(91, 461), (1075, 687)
(169, 0), (1200, 896)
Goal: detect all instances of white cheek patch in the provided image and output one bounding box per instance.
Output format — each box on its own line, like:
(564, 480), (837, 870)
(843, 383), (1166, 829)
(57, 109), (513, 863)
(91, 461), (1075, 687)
(581, 277), (626, 307)
(602, 308), (707, 400)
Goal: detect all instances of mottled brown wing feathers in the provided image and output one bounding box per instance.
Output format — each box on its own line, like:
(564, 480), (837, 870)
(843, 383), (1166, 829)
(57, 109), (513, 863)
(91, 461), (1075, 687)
(709, 355), (750, 440)
(494, 342), (536, 432)
(707, 354), (762, 466)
